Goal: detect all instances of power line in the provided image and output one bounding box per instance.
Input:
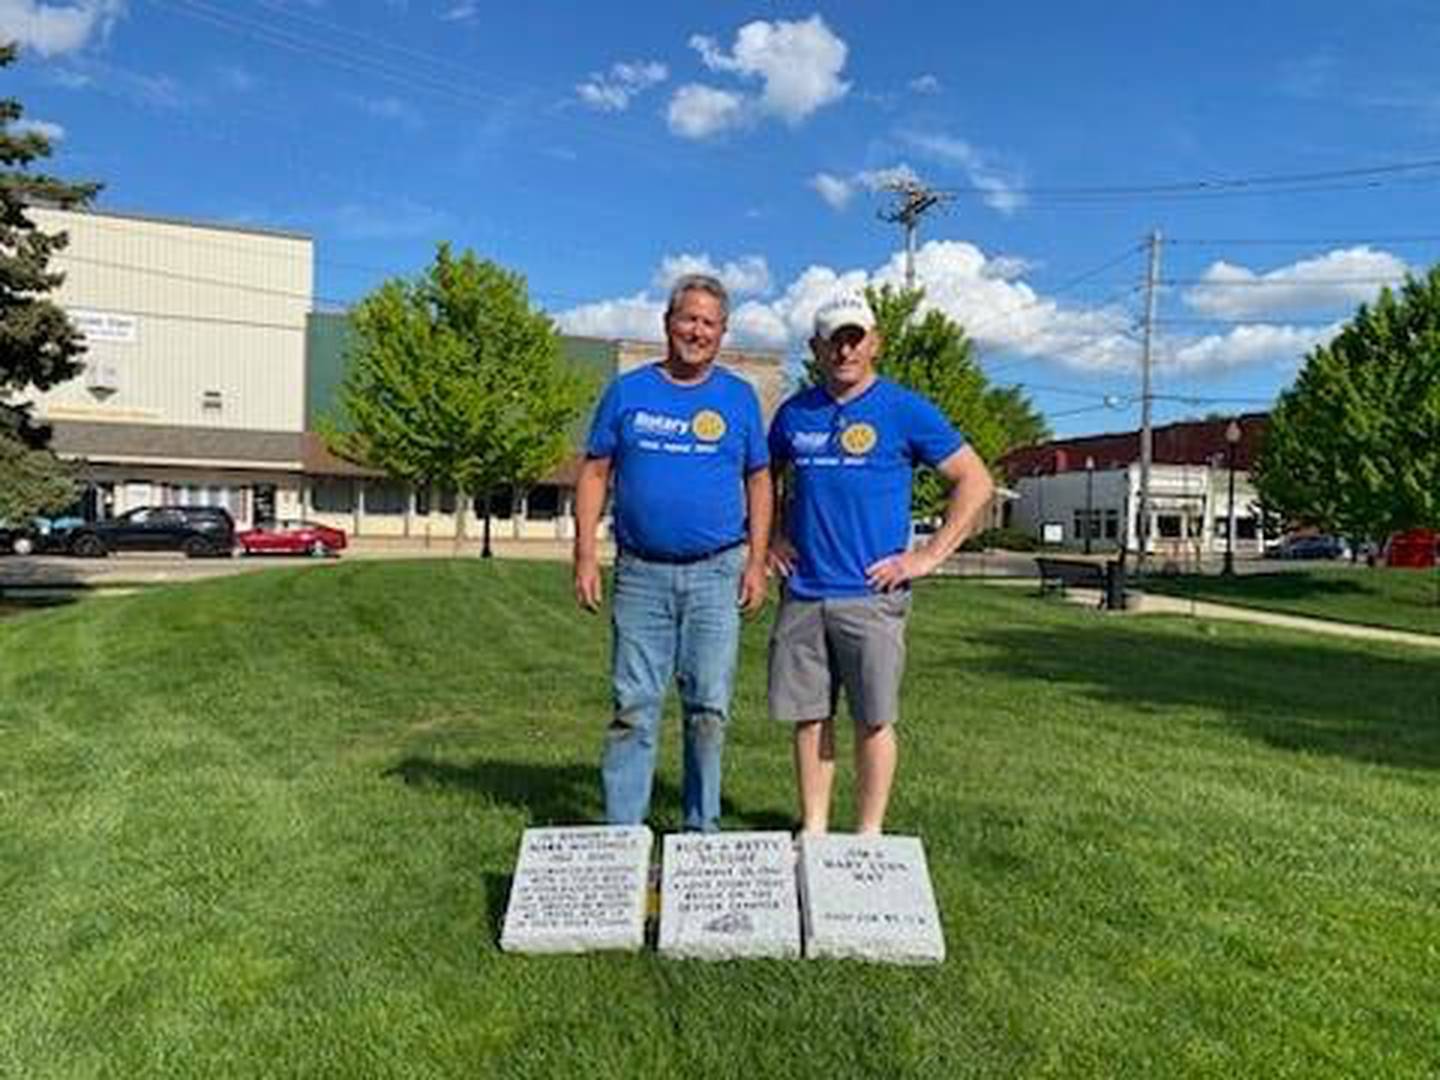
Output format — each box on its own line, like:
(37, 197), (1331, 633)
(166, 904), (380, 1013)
(964, 244), (1143, 338)
(931, 156), (1440, 201)
(1168, 234), (1440, 247)
(1163, 276), (1405, 287)
(1157, 317), (1342, 328)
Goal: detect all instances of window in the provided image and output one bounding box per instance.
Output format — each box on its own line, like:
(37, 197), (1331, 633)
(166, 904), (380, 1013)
(364, 480), (406, 515)
(526, 485), (560, 521)
(1072, 510), (1101, 541)
(475, 488), (515, 519)
(1157, 514), (1182, 539)
(493, 486), (515, 519)
(1104, 509), (1120, 539)
(414, 484), (431, 516)
(438, 485), (457, 514)
(1236, 517), (1258, 540)
(202, 390), (223, 412)
(312, 477), (355, 514)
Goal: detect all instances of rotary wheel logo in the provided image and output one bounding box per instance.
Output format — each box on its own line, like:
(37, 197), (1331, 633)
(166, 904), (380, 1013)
(692, 409), (727, 442)
(840, 422), (877, 455)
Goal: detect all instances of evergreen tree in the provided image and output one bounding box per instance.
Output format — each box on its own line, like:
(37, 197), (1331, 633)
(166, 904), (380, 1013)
(0, 42), (99, 520)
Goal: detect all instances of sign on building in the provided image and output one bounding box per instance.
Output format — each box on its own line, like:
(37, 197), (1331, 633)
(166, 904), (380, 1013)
(69, 309), (139, 345)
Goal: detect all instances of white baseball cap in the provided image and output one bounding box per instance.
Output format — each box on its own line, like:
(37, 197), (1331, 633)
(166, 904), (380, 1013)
(813, 293), (876, 339)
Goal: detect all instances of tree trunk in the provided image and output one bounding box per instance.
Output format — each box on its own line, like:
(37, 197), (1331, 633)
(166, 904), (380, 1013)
(481, 491), (493, 559)
(453, 495), (468, 557)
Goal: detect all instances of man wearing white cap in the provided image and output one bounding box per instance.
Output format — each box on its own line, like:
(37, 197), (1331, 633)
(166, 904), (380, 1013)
(767, 291), (994, 835)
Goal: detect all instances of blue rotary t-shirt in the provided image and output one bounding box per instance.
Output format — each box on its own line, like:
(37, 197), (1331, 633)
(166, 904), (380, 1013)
(769, 378), (965, 599)
(586, 363), (769, 559)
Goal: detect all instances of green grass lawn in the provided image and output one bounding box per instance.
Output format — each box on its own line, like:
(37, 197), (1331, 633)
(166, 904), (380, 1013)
(1141, 564), (1440, 637)
(2, 561), (1438, 1078)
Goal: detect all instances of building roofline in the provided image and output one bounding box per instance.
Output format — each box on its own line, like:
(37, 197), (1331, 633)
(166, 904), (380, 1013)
(36, 203), (312, 243)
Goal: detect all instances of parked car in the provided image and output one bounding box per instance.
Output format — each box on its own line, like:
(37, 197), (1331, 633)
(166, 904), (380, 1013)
(66, 505), (236, 557)
(1384, 528), (1438, 569)
(0, 515), (81, 555)
(236, 519), (347, 558)
(1265, 534), (1347, 561)
(0, 520), (39, 555)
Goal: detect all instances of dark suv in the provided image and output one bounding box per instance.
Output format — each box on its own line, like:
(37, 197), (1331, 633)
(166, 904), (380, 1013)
(67, 506), (236, 558)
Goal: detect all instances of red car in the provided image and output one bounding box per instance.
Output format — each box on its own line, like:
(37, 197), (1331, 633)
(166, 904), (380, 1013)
(236, 519), (347, 558)
(1385, 528), (1437, 569)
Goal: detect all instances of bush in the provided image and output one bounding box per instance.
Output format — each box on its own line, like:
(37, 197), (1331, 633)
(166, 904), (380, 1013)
(962, 526), (1038, 552)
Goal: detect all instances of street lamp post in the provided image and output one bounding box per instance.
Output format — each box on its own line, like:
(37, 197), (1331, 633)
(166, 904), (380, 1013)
(1223, 419), (1241, 577)
(1084, 455), (1095, 556)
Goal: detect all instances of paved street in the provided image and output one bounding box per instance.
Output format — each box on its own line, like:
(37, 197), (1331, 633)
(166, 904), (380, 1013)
(0, 541), (1350, 589)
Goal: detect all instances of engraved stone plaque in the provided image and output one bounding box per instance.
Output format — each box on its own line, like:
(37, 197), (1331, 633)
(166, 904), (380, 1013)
(658, 831), (800, 960)
(798, 834), (945, 964)
(500, 825), (652, 954)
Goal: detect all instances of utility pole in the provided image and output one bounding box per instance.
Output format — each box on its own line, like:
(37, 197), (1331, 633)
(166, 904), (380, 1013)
(1136, 228), (1162, 576)
(878, 181), (950, 290)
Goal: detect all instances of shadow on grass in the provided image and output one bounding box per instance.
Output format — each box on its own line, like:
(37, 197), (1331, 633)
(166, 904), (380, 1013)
(383, 756), (795, 832)
(965, 622), (1440, 770)
(483, 872), (511, 944)
(0, 593), (79, 619)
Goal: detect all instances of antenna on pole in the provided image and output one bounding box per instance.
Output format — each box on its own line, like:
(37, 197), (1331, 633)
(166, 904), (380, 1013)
(878, 181), (951, 290)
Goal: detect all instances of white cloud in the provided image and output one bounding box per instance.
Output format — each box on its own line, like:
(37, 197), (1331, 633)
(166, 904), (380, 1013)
(555, 240), (1338, 378)
(666, 83), (746, 138)
(654, 253), (771, 296)
(577, 59), (668, 112)
(0, 0), (125, 57)
(670, 14), (849, 138)
(440, 2), (476, 21)
(1169, 322), (1343, 373)
(1181, 247), (1410, 319)
(909, 74), (941, 94)
(809, 163), (921, 213)
(810, 172), (853, 210)
(555, 291), (666, 342)
(899, 130), (1026, 214)
(12, 117), (64, 141)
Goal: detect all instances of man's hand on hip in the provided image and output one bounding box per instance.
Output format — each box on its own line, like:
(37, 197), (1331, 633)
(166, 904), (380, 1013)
(866, 548), (941, 592)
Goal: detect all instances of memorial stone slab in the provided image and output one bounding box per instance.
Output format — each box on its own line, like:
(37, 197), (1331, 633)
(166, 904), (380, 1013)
(798, 834), (945, 964)
(500, 825), (652, 954)
(658, 831), (800, 960)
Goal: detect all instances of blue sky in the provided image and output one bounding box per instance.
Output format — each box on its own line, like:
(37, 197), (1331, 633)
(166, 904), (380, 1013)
(6, 0), (1440, 436)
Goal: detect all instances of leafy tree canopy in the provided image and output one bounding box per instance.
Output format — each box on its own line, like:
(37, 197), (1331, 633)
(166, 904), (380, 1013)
(325, 244), (592, 533)
(1254, 267), (1440, 541)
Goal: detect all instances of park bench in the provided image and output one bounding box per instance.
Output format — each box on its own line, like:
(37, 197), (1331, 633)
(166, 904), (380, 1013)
(1035, 556), (1113, 608)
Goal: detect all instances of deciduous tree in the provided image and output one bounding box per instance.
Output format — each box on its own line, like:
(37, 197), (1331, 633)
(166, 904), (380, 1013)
(325, 244), (591, 554)
(1254, 268), (1440, 545)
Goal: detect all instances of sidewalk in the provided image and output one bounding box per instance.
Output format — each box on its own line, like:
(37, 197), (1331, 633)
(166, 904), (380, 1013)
(1019, 581), (1440, 651)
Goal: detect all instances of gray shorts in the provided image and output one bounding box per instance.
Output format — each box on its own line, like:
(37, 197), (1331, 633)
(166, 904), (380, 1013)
(767, 589), (912, 728)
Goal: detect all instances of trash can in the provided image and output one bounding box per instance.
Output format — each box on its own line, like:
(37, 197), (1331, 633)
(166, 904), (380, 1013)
(1103, 560), (1128, 611)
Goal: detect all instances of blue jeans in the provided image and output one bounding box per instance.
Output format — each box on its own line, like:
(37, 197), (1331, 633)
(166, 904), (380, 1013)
(602, 545), (744, 832)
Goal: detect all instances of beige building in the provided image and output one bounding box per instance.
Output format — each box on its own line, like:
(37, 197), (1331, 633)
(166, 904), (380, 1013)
(22, 206), (313, 526)
(18, 206), (787, 541)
